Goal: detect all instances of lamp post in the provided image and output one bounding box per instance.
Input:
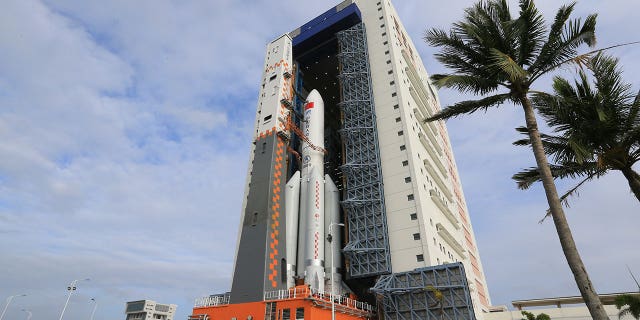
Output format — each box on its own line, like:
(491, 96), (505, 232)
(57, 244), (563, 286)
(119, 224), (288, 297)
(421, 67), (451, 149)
(0, 294), (27, 320)
(21, 309), (32, 320)
(327, 222), (344, 320)
(59, 278), (90, 320)
(89, 298), (98, 320)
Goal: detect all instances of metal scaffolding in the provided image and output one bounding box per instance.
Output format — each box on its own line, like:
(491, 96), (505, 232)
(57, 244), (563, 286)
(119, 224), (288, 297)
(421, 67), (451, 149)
(371, 263), (477, 320)
(336, 23), (391, 278)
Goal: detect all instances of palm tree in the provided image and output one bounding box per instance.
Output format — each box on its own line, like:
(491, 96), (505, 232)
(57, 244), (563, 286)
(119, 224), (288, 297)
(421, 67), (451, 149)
(513, 54), (640, 203)
(423, 0), (609, 319)
(616, 294), (640, 320)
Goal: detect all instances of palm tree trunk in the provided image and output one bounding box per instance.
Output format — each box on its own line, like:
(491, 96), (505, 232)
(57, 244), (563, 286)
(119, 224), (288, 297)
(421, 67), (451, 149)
(520, 95), (609, 320)
(621, 167), (640, 202)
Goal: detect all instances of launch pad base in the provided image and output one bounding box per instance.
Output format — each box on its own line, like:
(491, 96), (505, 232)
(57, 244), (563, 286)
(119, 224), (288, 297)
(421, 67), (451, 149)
(190, 286), (374, 320)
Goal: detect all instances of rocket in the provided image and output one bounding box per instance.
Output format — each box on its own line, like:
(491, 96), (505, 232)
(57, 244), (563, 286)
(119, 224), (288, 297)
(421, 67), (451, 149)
(284, 89), (342, 294)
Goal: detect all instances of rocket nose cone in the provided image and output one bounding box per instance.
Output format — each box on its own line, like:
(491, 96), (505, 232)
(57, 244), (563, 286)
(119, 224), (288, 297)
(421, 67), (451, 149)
(307, 89), (323, 104)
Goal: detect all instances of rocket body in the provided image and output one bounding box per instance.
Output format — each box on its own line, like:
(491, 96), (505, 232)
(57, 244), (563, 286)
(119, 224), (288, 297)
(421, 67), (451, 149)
(300, 89), (326, 292)
(284, 89), (343, 294)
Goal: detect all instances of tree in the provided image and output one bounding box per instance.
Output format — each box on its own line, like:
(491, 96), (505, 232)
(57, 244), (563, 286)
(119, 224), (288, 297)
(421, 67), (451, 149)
(423, 0), (609, 319)
(521, 310), (551, 320)
(513, 54), (640, 204)
(616, 294), (640, 320)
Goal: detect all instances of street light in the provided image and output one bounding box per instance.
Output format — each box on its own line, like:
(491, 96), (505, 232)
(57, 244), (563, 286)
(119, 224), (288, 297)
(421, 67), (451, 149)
(327, 222), (344, 320)
(58, 278), (90, 320)
(0, 294), (27, 320)
(89, 298), (98, 320)
(21, 309), (32, 320)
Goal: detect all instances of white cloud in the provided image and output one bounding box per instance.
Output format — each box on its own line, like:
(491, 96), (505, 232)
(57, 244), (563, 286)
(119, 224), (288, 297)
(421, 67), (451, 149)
(0, 0), (638, 319)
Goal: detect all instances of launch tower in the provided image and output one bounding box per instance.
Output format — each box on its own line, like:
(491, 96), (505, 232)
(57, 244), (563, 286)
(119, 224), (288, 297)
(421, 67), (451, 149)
(191, 1), (491, 319)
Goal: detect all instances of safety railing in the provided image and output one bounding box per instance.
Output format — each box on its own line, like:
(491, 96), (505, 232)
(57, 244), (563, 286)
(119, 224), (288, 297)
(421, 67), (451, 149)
(263, 287), (374, 313)
(194, 293), (230, 307)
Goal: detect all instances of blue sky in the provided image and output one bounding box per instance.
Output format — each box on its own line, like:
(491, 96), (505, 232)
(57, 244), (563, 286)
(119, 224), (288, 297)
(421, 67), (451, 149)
(0, 0), (638, 319)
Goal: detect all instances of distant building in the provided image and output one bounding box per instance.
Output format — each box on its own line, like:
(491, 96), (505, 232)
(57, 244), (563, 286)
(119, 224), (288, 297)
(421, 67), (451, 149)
(485, 292), (639, 320)
(125, 300), (177, 320)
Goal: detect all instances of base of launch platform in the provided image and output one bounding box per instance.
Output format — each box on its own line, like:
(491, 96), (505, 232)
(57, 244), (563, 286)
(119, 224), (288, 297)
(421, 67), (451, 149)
(190, 285), (374, 320)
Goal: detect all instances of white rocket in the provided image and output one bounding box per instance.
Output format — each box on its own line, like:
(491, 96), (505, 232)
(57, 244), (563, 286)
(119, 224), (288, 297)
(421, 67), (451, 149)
(284, 89), (343, 294)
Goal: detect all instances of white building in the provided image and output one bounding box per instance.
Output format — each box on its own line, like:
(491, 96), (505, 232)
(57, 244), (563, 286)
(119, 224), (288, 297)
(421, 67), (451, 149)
(350, 0), (492, 313)
(485, 292), (638, 320)
(125, 300), (177, 320)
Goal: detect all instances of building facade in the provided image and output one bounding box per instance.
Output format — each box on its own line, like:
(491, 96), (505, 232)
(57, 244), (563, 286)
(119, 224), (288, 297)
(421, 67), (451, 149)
(215, 0), (492, 319)
(358, 0), (492, 313)
(125, 300), (177, 320)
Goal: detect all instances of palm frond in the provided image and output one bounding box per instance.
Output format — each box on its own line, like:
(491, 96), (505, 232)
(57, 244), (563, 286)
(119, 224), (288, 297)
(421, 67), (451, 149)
(538, 170), (604, 222)
(515, 0), (546, 66)
(426, 94), (511, 122)
(615, 295), (640, 320)
(533, 41), (640, 82)
(589, 53), (633, 108)
(513, 126), (582, 164)
(425, 28), (487, 73)
(512, 161), (600, 189)
(430, 74), (501, 95)
(529, 13), (597, 81)
(489, 48), (529, 82)
(622, 88), (640, 134)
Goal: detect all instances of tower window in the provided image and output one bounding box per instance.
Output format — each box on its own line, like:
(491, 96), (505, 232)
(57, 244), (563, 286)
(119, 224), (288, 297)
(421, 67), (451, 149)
(417, 254), (424, 262)
(407, 194), (414, 201)
(391, 92), (397, 97)
(395, 117), (401, 122)
(413, 233), (421, 240)
(251, 212), (259, 226)
(383, 41), (388, 45)
(399, 145), (406, 151)
(387, 70), (393, 74)
(393, 104), (399, 109)
(386, 60), (391, 64)
(379, 16), (383, 20)
(390, 81), (395, 85)
(380, 24), (385, 28)
(404, 177), (411, 183)
(385, 50), (389, 54)
(410, 213), (417, 220)
(397, 130), (403, 136)
(402, 160), (409, 166)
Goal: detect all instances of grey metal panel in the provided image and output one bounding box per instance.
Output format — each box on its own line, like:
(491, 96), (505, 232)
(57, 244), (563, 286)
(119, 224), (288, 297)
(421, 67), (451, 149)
(371, 263), (477, 320)
(337, 22), (391, 278)
(230, 134), (288, 303)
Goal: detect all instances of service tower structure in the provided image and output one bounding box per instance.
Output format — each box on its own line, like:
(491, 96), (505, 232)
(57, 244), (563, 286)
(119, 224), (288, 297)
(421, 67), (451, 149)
(191, 1), (491, 320)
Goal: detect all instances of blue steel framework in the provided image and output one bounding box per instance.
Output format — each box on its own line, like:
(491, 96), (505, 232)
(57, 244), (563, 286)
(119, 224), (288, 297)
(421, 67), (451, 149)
(372, 263), (476, 320)
(337, 22), (391, 278)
